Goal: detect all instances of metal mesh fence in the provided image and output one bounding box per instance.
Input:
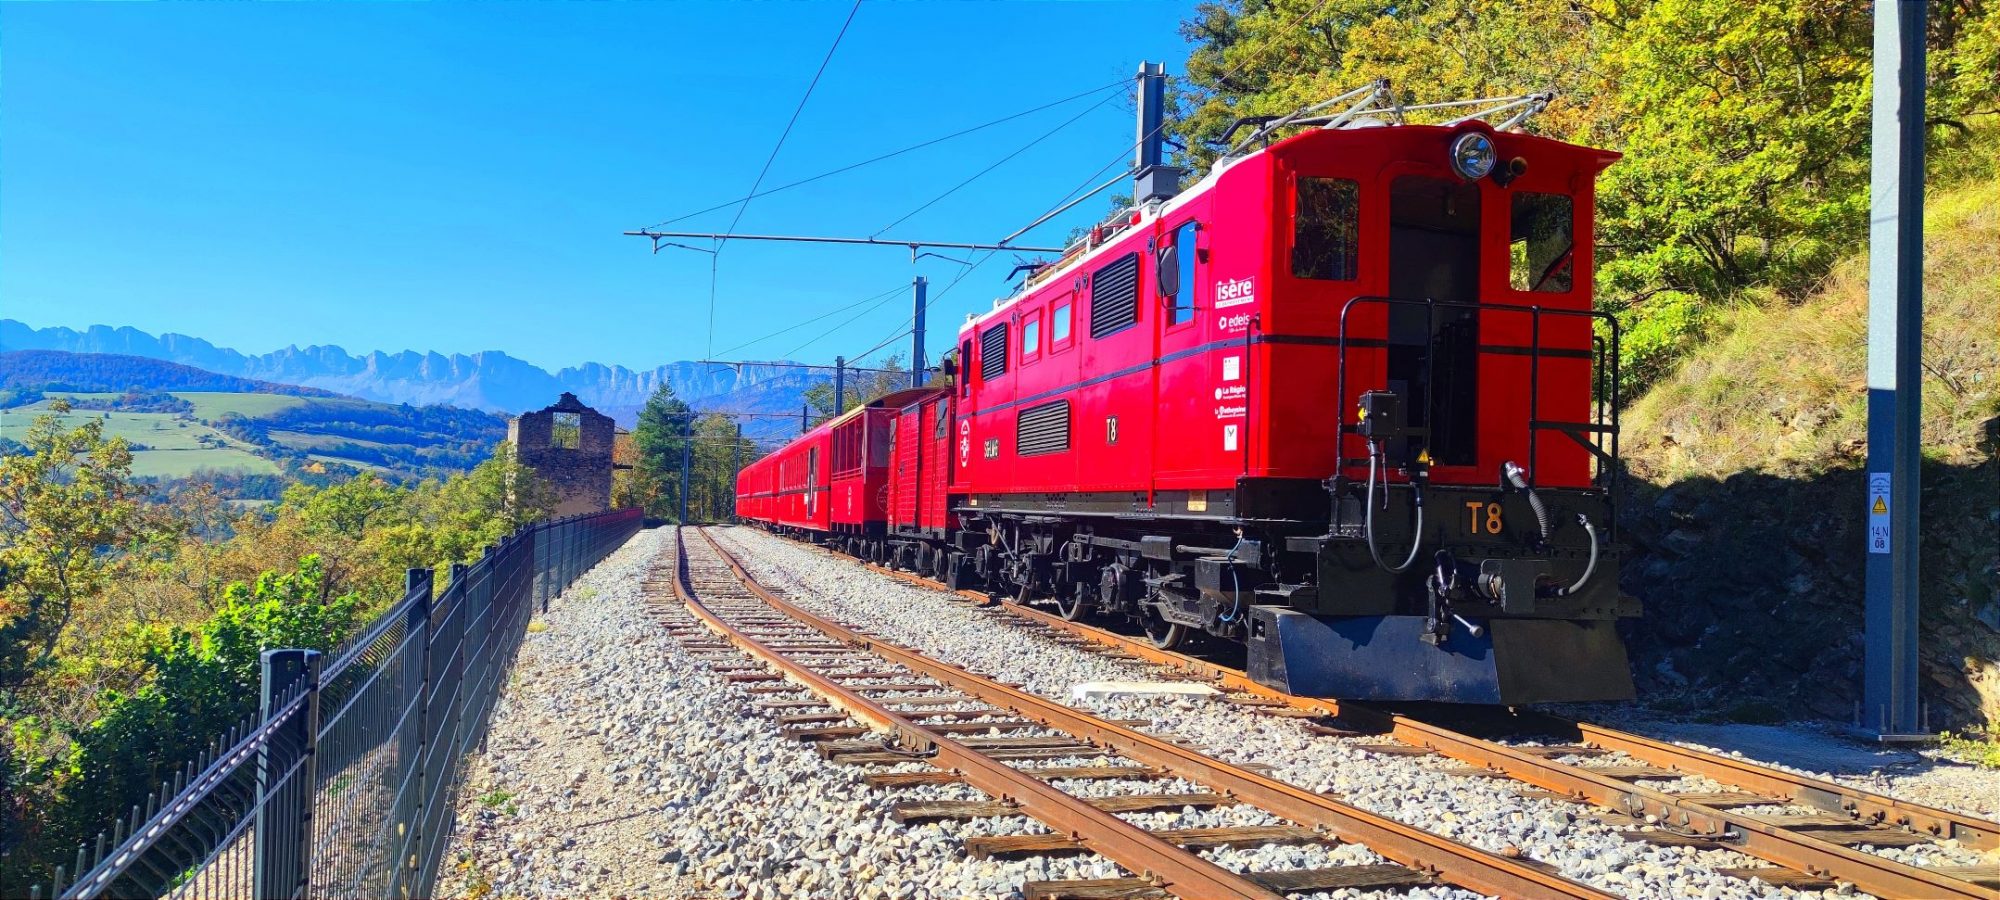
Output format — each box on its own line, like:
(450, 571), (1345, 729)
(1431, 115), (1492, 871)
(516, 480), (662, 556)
(30, 508), (643, 900)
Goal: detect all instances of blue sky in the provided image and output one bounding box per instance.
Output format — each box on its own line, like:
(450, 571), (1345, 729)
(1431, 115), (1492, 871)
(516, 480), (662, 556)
(2, 0), (1200, 372)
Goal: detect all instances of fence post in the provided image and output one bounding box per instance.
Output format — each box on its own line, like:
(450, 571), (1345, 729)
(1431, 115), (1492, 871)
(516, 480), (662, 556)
(254, 648), (322, 900)
(535, 527), (549, 613)
(401, 568), (433, 897)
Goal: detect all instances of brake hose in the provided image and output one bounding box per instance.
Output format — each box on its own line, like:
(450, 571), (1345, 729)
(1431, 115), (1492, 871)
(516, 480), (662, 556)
(1217, 539), (1246, 624)
(1502, 460), (1551, 542)
(1554, 513), (1600, 597)
(1365, 441), (1424, 573)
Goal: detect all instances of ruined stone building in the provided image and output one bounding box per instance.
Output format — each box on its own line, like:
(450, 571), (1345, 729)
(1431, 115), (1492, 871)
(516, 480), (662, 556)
(508, 392), (615, 516)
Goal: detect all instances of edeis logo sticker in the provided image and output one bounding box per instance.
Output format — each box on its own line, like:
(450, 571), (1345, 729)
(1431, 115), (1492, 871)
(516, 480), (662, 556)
(1215, 276), (1255, 309)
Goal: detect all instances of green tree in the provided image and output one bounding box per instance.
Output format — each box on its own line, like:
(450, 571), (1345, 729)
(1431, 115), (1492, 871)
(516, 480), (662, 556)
(1167, 0), (2000, 393)
(632, 383), (695, 520)
(32, 555), (366, 879)
(0, 401), (143, 695)
(689, 413), (757, 523)
(803, 355), (908, 425)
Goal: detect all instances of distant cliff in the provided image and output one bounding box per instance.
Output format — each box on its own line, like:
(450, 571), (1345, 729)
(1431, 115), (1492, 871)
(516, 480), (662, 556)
(0, 319), (830, 431)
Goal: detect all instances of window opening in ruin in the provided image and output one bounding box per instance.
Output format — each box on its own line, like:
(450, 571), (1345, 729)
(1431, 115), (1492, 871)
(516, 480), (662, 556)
(551, 412), (582, 450)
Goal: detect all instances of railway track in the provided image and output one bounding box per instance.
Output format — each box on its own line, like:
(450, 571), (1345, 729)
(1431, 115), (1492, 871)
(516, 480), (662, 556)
(656, 526), (1624, 900)
(754, 527), (2000, 900)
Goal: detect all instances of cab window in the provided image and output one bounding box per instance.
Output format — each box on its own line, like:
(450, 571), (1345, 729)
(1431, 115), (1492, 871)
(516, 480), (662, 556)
(1292, 177), (1359, 281)
(1511, 192), (1574, 292)
(1163, 220), (1200, 325)
(1051, 300), (1072, 347)
(1022, 313), (1041, 360)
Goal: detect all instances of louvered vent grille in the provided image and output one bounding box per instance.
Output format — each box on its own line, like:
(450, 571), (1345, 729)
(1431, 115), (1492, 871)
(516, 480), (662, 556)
(1089, 253), (1140, 338)
(980, 324), (1008, 380)
(1016, 400), (1071, 456)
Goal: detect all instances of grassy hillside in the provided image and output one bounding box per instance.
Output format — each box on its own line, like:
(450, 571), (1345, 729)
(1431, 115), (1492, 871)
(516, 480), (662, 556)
(1618, 168), (2000, 727)
(0, 403), (279, 478)
(1, 388), (507, 492)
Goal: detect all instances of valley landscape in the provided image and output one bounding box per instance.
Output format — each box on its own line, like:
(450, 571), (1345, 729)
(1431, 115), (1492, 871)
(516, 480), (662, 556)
(0, 319), (838, 488)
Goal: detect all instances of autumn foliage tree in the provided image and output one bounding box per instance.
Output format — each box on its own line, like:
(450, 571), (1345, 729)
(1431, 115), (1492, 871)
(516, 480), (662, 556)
(1169, 0), (2000, 391)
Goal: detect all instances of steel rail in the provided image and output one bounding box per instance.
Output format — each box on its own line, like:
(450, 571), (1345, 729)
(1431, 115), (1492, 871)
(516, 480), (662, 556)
(667, 529), (1283, 900)
(701, 528), (1618, 900)
(794, 535), (2000, 900)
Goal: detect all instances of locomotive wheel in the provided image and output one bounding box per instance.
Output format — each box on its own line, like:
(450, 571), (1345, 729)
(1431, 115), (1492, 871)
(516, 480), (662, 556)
(1056, 581), (1091, 621)
(933, 551), (951, 583)
(1141, 614), (1186, 650)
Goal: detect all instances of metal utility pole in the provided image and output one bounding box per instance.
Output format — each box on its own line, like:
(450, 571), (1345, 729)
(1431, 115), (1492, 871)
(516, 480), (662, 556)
(801, 402), (810, 434)
(835, 356), (846, 415)
(679, 414), (693, 525)
(731, 421), (742, 522)
(1863, 0), (1927, 739)
(912, 277), (928, 388)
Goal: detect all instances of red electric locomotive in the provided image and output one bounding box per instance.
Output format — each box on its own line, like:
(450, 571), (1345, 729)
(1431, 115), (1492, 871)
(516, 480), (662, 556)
(740, 73), (1638, 705)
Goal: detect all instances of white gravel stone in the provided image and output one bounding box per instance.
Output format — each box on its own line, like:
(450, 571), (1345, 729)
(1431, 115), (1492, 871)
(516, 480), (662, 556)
(716, 526), (1919, 900)
(437, 528), (1174, 899)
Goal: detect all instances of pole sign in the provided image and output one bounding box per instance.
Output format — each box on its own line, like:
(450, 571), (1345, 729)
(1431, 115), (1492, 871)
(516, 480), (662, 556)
(1868, 472), (1891, 554)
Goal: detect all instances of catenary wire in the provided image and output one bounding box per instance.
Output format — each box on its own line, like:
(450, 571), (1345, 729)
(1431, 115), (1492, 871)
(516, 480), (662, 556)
(784, 284), (907, 357)
(714, 282), (909, 358)
(870, 86), (1126, 238)
(720, 0), (863, 247)
(704, 0), (862, 360)
(636, 78), (1130, 231)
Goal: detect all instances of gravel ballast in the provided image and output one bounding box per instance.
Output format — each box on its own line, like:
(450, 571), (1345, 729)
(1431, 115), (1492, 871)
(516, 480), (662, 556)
(436, 528), (1190, 899)
(715, 526), (1995, 900)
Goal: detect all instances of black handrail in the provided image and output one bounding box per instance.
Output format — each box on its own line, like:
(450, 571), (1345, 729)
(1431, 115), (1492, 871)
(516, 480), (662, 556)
(1332, 294), (1622, 502)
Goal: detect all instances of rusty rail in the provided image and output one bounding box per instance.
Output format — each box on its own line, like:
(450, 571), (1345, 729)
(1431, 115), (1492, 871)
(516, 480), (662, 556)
(669, 528), (1282, 900)
(775, 529), (2000, 900)
(699, 528), (1619, 900)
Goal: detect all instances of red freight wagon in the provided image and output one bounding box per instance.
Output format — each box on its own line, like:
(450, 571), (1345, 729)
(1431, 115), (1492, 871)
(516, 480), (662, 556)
(739, 72), (1639, 706)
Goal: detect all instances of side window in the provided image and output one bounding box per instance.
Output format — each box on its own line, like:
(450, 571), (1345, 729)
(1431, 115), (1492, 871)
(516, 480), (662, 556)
(1051, 300), (1072, 348)
(1021, 313), (1041, 361)
(958, 339), (973, 396)
(979, 323), (1008, 380)
(1161, 220), (1200, 325)
(1511, 192), (1574, 292)
(1292, 177), (1360, 280)
(1089, 253), (1140, 338)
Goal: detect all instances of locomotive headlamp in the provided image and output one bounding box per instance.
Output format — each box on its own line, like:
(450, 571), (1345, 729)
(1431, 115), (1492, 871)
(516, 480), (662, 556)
(1449, 132), (1497, 180)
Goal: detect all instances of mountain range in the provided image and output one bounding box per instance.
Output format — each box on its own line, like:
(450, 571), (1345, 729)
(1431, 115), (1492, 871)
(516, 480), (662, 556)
(0, 319), (835, 433)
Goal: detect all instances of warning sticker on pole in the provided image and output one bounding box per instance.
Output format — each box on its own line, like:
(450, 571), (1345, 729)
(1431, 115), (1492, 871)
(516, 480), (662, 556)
(1868, 472), (1891, 554)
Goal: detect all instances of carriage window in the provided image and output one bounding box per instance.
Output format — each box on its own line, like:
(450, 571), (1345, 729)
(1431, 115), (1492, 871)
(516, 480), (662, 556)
(1165, 220), (1199, 324)
(1051, 300), (1072, 346)
(1292, 177), (1359, 281)
(1511, 192), (1574, 292)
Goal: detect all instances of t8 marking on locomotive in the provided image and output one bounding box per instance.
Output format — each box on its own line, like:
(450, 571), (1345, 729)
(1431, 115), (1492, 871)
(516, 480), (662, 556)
(737, 74), (1638, 705)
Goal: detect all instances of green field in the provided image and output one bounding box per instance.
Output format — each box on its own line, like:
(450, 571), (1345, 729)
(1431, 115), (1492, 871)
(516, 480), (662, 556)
(172, 391), (308, 419)
(4, 386), (504, 485)
(267, 428), (395, 451)
(0, 403), (279, 476)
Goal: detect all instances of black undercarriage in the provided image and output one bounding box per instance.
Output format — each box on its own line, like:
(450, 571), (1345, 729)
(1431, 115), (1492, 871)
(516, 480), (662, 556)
(790, 474), (1639, 704)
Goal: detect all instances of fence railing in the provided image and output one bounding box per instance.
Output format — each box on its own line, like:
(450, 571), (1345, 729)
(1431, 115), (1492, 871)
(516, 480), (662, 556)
(32, 507), (644, 900)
